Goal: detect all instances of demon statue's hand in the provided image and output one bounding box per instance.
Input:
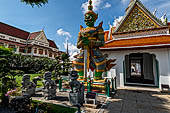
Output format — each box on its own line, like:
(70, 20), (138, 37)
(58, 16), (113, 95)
(82, 37), (89, 46)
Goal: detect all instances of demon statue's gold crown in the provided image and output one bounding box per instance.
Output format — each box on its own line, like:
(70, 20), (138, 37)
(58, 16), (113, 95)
(85, 0), (98, 20)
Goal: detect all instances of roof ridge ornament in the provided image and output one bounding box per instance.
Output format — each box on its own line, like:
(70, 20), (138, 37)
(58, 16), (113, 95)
(126, 0), (136, 12)
(160, 13), (168, 25)
(152, 9), (157, 16)
(88, 0), (93, 11)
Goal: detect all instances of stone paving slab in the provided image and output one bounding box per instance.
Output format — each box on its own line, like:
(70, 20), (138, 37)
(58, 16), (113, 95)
(103, 87), (170, 113)
(32, 91), (107, 113)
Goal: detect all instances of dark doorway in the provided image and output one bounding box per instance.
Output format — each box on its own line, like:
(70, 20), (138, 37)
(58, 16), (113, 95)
(125, 53), (156, 85)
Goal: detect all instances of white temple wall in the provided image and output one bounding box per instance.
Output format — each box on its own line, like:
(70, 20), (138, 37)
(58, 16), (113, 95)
(102, 48), (170, 88)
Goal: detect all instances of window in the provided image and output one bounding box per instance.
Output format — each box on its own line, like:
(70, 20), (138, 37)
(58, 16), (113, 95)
(45, 50), (47, 55)
(0, 42), (4, 46)
(20, 40), (26, 44)
(34, 48), (37, 54)
(19, 47), (25, 53)
(9, 44), (15, 48)
(27, 47), (32, 53)
(9, 44), (16, 51)
(39, 43), (44, 46)
(39, 49), (43, 55)
(0, 35), (5, 38)
(9, 37), (16, 41)
(54, 53), (57, 58)
(49, 51), (52, 57)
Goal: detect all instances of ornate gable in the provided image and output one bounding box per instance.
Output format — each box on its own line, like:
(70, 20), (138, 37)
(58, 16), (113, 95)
(36, 31), (48, 43)
(115, 0), (165, 33)
(118, 6), (159, 32)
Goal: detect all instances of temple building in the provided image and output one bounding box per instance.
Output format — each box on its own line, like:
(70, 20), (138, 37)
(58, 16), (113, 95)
(102, 0), (170, 88)
(0, 22), (59, 59)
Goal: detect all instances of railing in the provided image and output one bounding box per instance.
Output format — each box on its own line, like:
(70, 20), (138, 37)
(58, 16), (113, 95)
(57, 75), (117, 97)
(111, 76), (117, 93)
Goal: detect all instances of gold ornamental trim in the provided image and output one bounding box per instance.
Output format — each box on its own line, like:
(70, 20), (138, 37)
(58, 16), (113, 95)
(136, 6), (159, 27)
(82, 27), (96, 31)
(95, 60), (107, 66)
(75, 68), (84, 72)
(73, 61), (84, 66)
(118, 5), (159, 33)
(98, 31), (104, 34)
(96, 69), (105, 72)
(88, 37), (96, 40)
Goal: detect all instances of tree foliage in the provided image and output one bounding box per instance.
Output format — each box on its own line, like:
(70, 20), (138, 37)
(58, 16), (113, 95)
(60, 53), (72, 76)
(21, 0), (48, 7)
(0, 46), (72, 103)
(0, 47), (16, 102)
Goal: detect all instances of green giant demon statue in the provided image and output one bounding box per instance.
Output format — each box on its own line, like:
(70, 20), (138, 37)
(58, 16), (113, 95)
(73, 0), (115, 81)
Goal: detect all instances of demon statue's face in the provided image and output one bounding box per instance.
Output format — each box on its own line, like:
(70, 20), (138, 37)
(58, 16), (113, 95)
(84, 13), (96, 27)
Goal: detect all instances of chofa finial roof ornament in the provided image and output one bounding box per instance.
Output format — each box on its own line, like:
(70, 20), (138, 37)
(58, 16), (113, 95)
(85, 0), (98, 20)
(130, 0), (134, 2)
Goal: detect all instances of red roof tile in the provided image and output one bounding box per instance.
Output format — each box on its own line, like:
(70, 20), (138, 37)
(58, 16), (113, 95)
(28, 31), (42, 40)
(104, 31), (109, 42)
(0, 22), (58, 49)
(0, 22), (30, 40)
(104, 28), (113, 42)
(102, 35), (170, 49)
(48, 39), (58, 49)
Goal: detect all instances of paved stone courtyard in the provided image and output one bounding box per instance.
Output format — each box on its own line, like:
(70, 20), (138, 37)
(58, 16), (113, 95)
(32, 91), (107, 113)
(103, 87), (170, 113)
(1, 87), (170, 113)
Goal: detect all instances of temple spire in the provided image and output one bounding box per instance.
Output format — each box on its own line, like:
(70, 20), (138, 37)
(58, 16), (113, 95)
(66, 39), (69, 55)
(88, 0), (93, 11)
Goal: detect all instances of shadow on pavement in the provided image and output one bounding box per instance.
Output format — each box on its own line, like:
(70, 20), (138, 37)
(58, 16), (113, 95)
(104, 88), (170, 113)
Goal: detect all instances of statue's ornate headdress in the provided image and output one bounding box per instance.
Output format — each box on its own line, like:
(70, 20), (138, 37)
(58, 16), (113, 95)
(85, 0), (98, 20)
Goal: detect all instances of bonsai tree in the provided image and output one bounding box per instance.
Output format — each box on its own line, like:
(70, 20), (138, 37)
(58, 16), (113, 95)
(54, 55), (62, 79)
(0, 47), (13, 105)
(60, 53), (72, 76)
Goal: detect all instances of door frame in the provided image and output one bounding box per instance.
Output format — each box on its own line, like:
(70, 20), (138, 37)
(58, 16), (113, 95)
(123, 53), (159, 87)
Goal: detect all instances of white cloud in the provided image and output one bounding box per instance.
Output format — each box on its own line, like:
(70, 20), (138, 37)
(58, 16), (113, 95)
(81, 0), (111, 14)
(141, 0), (150, 2)
(121, 0), (129, 4)
(81, 1), (89, 14)
(113, 16), (123, 27)
(57, 28), (71, 38)
(63, 38), (80, 61)
(157, 1), (170, 9)
(102, 2), (111, 9)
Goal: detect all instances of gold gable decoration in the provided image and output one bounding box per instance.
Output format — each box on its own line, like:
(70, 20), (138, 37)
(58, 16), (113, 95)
(118, 6), (159, 33)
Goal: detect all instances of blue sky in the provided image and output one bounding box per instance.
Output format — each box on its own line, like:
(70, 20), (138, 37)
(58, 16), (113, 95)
(0, 0), (170, 56)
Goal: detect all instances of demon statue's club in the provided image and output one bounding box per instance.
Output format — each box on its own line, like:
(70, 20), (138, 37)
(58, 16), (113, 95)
(73, 0), (115, 80)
